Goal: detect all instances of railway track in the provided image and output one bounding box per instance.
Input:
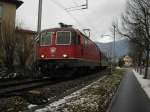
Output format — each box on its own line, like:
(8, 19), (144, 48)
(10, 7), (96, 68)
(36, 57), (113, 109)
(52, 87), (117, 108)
(0, 77), (63, 98)
(0, 69), (110, 112)
(0, 69), (108, 98)
(0, 74), (85, 97)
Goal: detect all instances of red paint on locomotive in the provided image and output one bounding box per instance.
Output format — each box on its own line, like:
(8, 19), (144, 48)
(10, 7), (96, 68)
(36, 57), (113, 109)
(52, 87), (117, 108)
(37, 27), (101, 68)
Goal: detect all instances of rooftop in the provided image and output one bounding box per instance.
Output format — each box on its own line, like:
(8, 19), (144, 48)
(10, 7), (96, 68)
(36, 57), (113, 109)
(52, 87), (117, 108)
(1, 0), (23, 9)
(16, 28), (37, 35)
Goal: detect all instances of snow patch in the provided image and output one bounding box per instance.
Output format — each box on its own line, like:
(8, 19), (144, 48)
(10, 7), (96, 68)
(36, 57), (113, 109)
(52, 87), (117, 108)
(28, 104), (37, 109)
(34, 76), (106, 112)
(133, 70), (150, 99)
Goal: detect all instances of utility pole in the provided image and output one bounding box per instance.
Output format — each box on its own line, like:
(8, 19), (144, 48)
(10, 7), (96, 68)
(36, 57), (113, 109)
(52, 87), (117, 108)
(37, 0), (42, 34)
(85, 0), (88, 9)
(35, 0), (42, 74)
(113, 25), (116, 65)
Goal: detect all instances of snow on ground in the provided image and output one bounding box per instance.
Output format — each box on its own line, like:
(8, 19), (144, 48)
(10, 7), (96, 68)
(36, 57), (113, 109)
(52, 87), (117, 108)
(28, 104), (37, 109)
(32, 76), (107, 112)
(28, 69), (124, 112)
(133, 70), (150, 99)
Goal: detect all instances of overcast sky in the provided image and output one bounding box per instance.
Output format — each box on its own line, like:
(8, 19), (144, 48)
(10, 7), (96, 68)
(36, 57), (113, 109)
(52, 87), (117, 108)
(16, 0), (126, 43)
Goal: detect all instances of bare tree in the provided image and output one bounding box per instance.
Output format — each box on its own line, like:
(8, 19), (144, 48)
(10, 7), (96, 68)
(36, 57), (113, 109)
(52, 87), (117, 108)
(0, 20), (17, 73)
(116, 0), (150, 78)
(15, 28), (35, 76)
(0, 20), (35, 77)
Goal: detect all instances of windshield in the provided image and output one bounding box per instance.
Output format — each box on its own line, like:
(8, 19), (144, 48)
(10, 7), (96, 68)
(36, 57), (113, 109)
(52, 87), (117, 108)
(40, 32), (51, 46)
(56, 31), (71, 45)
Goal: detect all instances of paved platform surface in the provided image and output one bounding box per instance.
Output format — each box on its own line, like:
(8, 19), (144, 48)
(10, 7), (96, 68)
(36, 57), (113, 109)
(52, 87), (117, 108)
(108, 69), (150, 112)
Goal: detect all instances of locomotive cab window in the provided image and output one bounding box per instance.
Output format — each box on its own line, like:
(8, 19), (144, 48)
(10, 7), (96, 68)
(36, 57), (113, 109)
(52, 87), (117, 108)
(56, 31), (71, 45)
(40, 32), (51, 46)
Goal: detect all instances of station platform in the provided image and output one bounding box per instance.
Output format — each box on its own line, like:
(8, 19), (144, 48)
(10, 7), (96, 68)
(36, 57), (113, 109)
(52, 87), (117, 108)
(108, 68), (150, 112)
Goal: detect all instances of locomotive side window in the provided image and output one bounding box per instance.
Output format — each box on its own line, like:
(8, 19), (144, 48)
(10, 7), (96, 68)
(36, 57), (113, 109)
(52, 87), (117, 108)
(40, 32), (51, 46)
(84, 39), (88, 48)
(71, 32), (80, 45)
(71, 32), (76, 44)
(56, 31), (71, 45)
(77, 36), (80, 45)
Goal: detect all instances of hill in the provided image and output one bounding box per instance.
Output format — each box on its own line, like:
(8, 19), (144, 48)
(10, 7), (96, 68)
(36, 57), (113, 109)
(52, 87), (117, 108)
(95, 38), (130, 58)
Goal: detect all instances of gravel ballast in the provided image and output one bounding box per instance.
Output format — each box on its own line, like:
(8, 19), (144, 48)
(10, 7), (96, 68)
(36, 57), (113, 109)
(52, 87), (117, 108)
(34, 69), (125, 112)
(0, 69), (125, 112)
(0, 70), (107, 112)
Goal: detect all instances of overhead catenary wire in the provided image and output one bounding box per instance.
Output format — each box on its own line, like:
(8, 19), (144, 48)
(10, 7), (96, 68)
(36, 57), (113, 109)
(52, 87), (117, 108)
(64, 5), (86, 11)
(72, 0), (78, 6)
(65, 0), (87, 11)
(48, 0), (101, 39)
(50, 0), (85, 29)
(65, 0), (86, 11)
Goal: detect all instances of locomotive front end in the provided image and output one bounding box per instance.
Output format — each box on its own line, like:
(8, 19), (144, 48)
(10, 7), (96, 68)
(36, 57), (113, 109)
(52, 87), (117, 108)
(37, 28), (79, 71)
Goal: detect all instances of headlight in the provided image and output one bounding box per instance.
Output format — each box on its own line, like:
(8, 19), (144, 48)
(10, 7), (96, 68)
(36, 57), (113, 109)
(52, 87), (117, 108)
(41, 54), (45, 58)
(63, 54), (68, 58)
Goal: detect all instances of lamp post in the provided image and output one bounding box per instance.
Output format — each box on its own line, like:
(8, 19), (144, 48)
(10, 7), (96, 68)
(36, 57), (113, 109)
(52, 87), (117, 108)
(101, 31), (116, 74)
(101, 34), (115, 61)
(102, 27), (116, 65)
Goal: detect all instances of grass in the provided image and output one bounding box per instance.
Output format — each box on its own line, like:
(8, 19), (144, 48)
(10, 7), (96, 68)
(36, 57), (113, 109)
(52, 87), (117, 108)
(63, 69), (125, 112)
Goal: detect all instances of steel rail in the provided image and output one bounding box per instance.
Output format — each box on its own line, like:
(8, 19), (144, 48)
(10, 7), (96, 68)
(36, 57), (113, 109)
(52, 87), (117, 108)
(0, 78), (61, 97)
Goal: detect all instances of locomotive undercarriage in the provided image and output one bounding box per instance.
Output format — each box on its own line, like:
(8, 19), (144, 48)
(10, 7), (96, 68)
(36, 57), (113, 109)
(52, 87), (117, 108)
(37, 59), (101, 78)
(36, 60), (76, 78)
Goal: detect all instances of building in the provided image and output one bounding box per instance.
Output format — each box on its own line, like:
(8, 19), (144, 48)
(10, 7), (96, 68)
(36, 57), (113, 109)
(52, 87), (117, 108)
(0, 0), (23, 30)
(0, 0), (38, 68)
(15, 28), (37, 65)
(123, 55), (133, 67)
(16, 28), (37, 38)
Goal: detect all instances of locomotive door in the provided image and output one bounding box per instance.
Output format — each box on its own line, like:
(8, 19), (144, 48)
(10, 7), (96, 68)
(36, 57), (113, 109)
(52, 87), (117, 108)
(75, 34), (83, 58)
(80, 35), (85, 58)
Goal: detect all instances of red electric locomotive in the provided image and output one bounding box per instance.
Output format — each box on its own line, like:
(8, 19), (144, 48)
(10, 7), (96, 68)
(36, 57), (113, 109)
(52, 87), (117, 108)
(37, 26), (102, 76)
